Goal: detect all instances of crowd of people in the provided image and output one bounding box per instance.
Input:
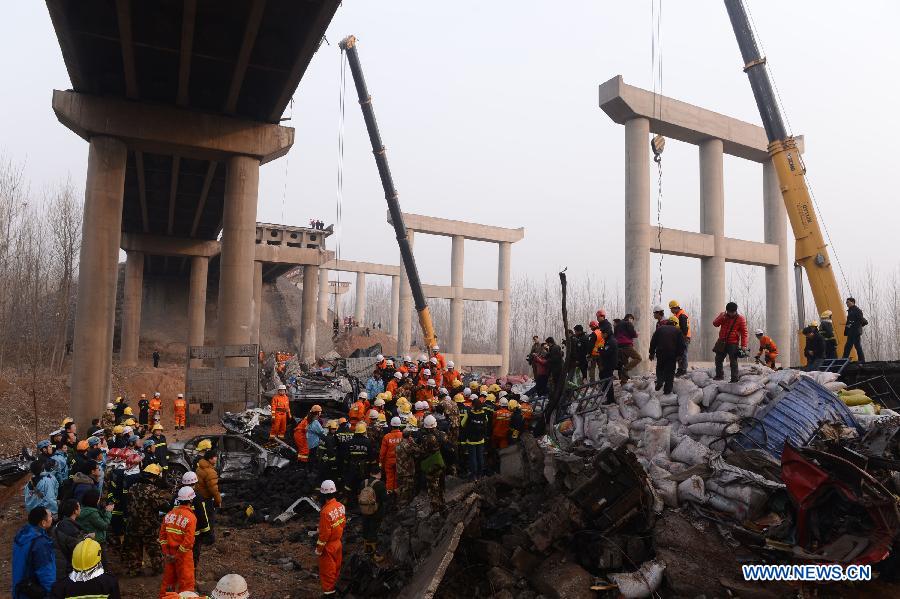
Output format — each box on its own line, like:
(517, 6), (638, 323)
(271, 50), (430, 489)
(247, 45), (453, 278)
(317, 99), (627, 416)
(12, 394), (249, 599)
(270, 345), (537, 596)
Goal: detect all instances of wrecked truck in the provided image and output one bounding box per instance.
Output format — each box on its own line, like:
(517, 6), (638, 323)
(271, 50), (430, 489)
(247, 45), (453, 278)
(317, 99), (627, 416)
(166, 434), (291, 484)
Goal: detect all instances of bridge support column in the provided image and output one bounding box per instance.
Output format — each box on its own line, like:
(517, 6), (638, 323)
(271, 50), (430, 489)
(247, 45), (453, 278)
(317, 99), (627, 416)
(700, 138), (726, 355)
(624, 118), (651, 372)
(218, 155), (259, 366)
(449, 235), (465, 357)
(390, 275), (400, 341)
(764, 159), (791, 366)
(188, 255), (208, 367)
(120, 250), (144, 367)
(497, 241), (511, 377)
(251, 261), (263, 348)
(318, 267), (329, 322)
(354, 271), (366, 326)
(397, 229), (414, 356)
(71, 136), (127, 427)
(301, 265), (319, 363)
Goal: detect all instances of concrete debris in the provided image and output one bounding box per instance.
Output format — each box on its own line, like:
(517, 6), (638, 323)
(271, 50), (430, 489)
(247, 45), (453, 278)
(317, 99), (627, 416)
(529, 552), (595, 599)
(608, 558), (665, 598)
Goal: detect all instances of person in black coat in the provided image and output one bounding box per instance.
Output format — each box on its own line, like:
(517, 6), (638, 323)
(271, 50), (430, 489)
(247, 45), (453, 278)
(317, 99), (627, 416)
(804, 325), (826, 370)
(597, 331), (619, 404)
(649, 320), (687, 395)
(842, 297), (866, 362)
(571, 325), (590, 381)
(546, 337), (564, 393)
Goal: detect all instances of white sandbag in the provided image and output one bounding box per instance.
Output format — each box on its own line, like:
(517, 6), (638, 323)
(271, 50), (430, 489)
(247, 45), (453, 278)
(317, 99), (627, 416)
(571, 414), (586, 443)
(661, 406), (679, 417)
(672, 379), (699, 397)
(849, 404), (877, 415)
(706, 480), (769, 515)
(706, 492), (750, 520)
(643, 425), (671, 459)
(677, 476), (707, 504)
(696, 435), (721, 447)
(717, 379), (763, 396)
(702, 384), (719, 407)
(684, 411), (739, 425)
(689, 370), (711, 387)
(770, 369), (800, 385)
(853, 414), (880, 430)
(671, 436), (711, 466)
(667, 461), (688, 475)
(606, 421), (630, 447)
(678, 395), (702, 424)
(632, 379), (652, 391)
(825, 381), (848, 392)
(654, 478), (679, 507)
(648, 463), (671, 481)
(609, 559), (666, 599)
(632, 391), (651, 408)
(629, 417), (656, 432)
(687, 421), (739, 437)
(604, 404), (623, 422)
(801, 371), (839, 384)
(618, 400), (640, 421)
(659, 394), (679, 407)
(640, 397), (663, 419)
(716, 389), (766, 406)
(621, 382), (635, 393)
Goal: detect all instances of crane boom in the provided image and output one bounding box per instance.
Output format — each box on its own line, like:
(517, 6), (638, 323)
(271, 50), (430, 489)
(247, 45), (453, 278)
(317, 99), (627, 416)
(338, 35), (437, 350)
(723, 0), (849, 357)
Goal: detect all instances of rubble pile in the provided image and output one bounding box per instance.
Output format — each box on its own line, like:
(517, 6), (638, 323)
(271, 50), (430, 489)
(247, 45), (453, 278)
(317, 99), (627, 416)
(221, 464), (321, 525)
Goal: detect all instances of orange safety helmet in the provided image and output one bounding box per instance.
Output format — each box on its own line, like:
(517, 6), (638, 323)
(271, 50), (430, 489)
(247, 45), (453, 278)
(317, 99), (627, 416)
(76, 440), (89, 451)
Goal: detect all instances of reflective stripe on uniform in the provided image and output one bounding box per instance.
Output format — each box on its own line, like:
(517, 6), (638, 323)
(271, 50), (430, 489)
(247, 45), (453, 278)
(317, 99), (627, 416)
(331, 517), (345, 527)
(165, 527), (184, 535)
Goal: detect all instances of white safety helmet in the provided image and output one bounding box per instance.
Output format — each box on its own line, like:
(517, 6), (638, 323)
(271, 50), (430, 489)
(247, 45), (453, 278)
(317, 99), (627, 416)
(429, 357), (438, 365)
(211, 574), (249, 599)
(386, 359), (394, 367)
(154, 392), (161, 397)
(122, 426), (133, 434)
(427, 379), (436, 387)
(374, 398), (385, 407)
(422, 369), (431, 377)
(177, 393), (184, 398)
(358, 391), (368, 400)
(418, 354), (428, 362)
(414, 401), (428, 411)
(652, 304), (665, 313)
(320, 479), (337, 494)
(439, 387), (448, 396)
(368, 409), (379, 420)
(423, 415), (437, 429)
(394, 371), (403, 380)
(499, 398), (509, 407)
(106, 402), (114, 410)
(755, 329), (764, 335)
(447, 361), (455, 368)
(376, 354), (385, 361)
(498, 390), (508, 398)
(181, 471), (199, 485)
(390, 416), (402, 427)
(277, 384), (287, 391)
(177, 486), (196, 502)
(463, 388), (472, 397)
(432, 344), (440, 351)
(404, 355), (412, 363)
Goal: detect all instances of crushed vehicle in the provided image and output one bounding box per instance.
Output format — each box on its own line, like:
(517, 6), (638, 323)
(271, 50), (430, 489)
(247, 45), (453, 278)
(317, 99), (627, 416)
(166, 433), (291, 484)
(0, 449), (34, 486)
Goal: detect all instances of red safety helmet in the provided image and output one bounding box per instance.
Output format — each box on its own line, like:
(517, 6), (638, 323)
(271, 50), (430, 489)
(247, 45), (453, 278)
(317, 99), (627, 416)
(589, 320), (599, 329)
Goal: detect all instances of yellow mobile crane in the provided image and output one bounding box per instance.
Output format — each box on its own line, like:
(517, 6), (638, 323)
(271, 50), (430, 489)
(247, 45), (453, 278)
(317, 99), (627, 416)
(724, 0), (850, 359)
(338, 35), (438, 350)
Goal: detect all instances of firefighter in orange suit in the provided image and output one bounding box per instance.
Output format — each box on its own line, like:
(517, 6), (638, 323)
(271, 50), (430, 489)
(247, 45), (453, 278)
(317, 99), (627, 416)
(316, 480), (346, 597)
(149, 392), (162, 423)
(348, 391), (368, 427)
(173, 393), (187, 429)
(270, 384), (291, 439)
(379, 417), (403, 493)
(159, 486), (197, 597)
(491, 398), (512, 449)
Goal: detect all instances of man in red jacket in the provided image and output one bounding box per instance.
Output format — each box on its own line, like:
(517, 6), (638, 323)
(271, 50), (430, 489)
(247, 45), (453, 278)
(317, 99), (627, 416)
(712, 302), (748, 383)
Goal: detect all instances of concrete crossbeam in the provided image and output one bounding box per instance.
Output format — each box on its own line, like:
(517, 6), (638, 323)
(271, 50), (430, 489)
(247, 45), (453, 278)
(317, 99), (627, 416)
(121, 233), (221, 258)
(650, 227), (779, 267)
(254, 245), (332, 266)
(322, 259), (401, 277)
(443, 353), (503, 368)
(420, 285), (504, 302)
(388, 212), (525, 244)
(53, 90), (294, 164)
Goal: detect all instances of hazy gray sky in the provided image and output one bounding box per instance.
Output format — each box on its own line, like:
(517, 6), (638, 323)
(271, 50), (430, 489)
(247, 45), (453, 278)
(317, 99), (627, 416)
(3, 1), (897, 312)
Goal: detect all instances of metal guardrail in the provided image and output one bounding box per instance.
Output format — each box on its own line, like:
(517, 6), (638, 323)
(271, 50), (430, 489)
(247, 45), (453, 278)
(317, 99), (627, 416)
(555, 377), (614, 422)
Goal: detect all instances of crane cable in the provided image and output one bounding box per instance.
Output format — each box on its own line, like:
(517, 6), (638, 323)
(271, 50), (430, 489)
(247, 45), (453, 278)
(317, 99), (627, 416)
(650, 0), (665, 304)
(744, 2), (852, 297)
(334, 48), (348, 319)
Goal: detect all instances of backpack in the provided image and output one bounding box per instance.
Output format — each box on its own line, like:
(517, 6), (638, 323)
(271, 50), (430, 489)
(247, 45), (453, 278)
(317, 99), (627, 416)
(358, 479), (378, 515)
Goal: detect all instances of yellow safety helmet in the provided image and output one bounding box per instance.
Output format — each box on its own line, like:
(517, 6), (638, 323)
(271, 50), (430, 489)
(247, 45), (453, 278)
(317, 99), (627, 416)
(152, 424), (163, 432)
(452, 379), (463, 389)
(383, 391), (393, 400)
(61, 417), (74, 427)
(489, 384), (501, 394)
(355, 422), (367, 434)
(326, 420), (338, 430)
(124, 418), (136, 427)
(669, 300), (680, 308)
(486, 393), (496, 403)
(469, 381), (479, 391)
(143, 463), (162, 476)
(112, 425), (124, 435)
(376, 393), (386, 401)
(406, 416), (418, 428)
(479, 385), (488, 394)
(123, 407), (133, 415)
(377, 412), (387, 422)
(71, 538), (102, 571)
(454, 393), (465, 403)
(196, 438), (212, 452)
(508, 400), (519, 410)
(809, 320), (820, 328)
(821, 310), (833, 318)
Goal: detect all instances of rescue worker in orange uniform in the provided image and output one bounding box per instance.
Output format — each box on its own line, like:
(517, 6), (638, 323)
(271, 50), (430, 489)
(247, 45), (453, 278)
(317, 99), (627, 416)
(379, 417), (403, 495)
(517, 394), (534, 426)
(348, 391), (368, 427)
(755, 329), (779, 369)
(416, 379), (437, 405)
(149, 392), (162, 423)
(443, 361), (460, 388)
(431, 345), (447, 371)
(158, 486), (197, 597)
(386, 372), (402, 397)
(269, 384), (291, 439)
(173, 393), (187, 430)
(491, 398), (512, 449)
(316, 480), (346, 597)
